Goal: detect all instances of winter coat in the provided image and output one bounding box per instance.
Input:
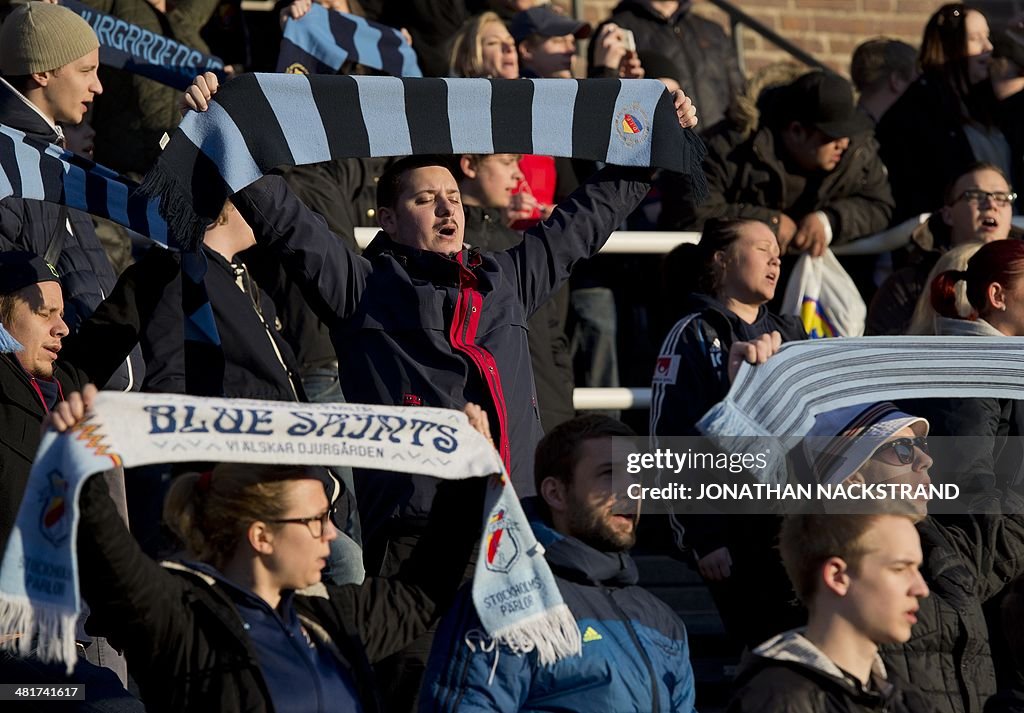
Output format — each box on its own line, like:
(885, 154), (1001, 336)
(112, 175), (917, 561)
(879, 515), (1024, 713)
(690, 121), (894, 242)
(139, 245), (305, 401)
(593, 0), (745, 129)
(463, 204), (575, 432)
(876, 72), (1008, 223)
(729, 630), (935, 713)
(230, 168), (651, 526)
(901, 317), (1024, 514)
(79, 0), (221, 176)
(420, 514), (696, 712)
(76, 469), (481, 713)
(0, 79), (144, 392)
(0, 250), (178, 550)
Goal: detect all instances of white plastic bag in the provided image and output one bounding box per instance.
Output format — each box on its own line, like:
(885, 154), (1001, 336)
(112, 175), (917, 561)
(781, 250), (866, 337)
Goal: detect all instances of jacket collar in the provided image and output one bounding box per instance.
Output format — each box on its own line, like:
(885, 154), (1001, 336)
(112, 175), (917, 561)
(934, 315), (1005, 337)
(751, 629), (892, 694)
(0, 77), (63, 145)
(362, 230), (482, 279)
(524, 498), (640, 587)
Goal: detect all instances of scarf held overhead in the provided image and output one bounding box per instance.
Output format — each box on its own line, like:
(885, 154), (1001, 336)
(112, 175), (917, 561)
(278, 4), (421, 78)
(142, 73), (707, 248)
(0, 393), (578, 672)
(697, 336), (1024, 484)
(60, 0), (225, 91)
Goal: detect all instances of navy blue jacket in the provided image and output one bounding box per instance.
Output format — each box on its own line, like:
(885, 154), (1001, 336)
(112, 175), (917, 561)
(420, 514), (696, 712)
(232, 168), (651, 527)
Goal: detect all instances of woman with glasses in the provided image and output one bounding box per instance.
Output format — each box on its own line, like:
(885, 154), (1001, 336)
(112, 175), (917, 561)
(904, 239), (1024, 513)
(55, 387), (484, 713)
(876, 3), (1021, 222)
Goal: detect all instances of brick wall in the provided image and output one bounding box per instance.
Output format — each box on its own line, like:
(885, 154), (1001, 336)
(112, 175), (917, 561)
(576, 0), (1022, 78)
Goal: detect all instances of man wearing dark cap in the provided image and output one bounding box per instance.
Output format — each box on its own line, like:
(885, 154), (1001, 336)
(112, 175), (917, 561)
(694, 71), (894, 256)
(0, 1), (145, 393)
(511, 5), (592, 79)
(0, 249), (177, 551)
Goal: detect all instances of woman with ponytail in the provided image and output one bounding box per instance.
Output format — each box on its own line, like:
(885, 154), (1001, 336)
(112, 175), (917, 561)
(909, 240), (1024, 512)
(57, 397), (483, 713)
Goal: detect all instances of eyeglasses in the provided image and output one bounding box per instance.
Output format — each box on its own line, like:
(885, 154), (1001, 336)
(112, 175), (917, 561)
(269, 506), (336, 539)
(953, 189), (1017, 208)
(872, 437), (929, 466)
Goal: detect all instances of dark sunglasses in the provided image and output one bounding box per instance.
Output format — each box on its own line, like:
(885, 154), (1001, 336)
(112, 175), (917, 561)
(872, 437), (929, 466)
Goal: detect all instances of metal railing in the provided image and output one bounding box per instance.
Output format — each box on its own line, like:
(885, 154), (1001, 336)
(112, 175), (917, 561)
(703, 0), (831, 75)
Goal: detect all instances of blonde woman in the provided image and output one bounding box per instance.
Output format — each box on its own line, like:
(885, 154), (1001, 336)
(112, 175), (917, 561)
(906, 242), (983, 334)
(449, 11), (519, 79)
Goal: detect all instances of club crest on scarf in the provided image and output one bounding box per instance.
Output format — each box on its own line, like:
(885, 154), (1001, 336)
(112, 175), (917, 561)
(485, 509), (521, 574)
(38, 471), (70, 548)
(616, 103), (650, 147)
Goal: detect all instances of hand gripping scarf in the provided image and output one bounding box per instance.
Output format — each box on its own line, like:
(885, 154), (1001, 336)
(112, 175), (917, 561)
(278, 4), (422, 78)
(60, 0), (226, 90)
(140, 73), (708, 249)
(697, 336), (1024, 484)
(0, 394), (580, 672)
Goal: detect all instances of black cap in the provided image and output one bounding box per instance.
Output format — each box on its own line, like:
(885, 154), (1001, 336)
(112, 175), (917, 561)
(510, 6), (592, 43)
(785, 71), (873, 139)
(0, 251), (60, 295)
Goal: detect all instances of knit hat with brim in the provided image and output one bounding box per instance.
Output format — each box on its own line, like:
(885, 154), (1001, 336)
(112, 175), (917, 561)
(0, 2), (99, 75)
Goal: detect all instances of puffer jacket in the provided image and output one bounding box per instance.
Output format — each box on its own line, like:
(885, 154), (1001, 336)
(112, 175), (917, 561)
(692, 121), (894, 242)
(421, 513), (696, 712)
(77, 469), (482, 713)
(0, 79), (144, 391)
(880, 515), (1024, 713)
(593, 0), (745, 129)
(231, 167), (651, 524)
(729, 630), (934, 713)
(79, 0), (220, 176)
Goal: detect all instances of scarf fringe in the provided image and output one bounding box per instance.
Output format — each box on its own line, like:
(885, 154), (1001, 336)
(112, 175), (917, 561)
(490, 604), (582, 666)
(138, 169), (206, 253)
(0, 595), (77, 675)
(697, 400), (787, 485)
(0, 323), (23, 354)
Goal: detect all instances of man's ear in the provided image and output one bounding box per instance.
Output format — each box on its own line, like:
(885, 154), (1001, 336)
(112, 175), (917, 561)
(844, 471), (866, 485)
(29, 71), (50, 88)
(378, 206), (397, 236)
(940, 203), (954, 227)
(459, 155), (477, 180)
(783, 120), (805, 142)
(821, 556), (851, 597)
(540, 476), (568, 514)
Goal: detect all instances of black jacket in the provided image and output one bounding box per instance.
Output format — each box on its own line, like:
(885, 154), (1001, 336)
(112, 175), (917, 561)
(730, 631), (934, 713)
(231, 168), (650, 527)
(876, 73), (994, 223)
(77, 471), (481, 713)
(463, 204), (575, 432)
(687, 120), (894, 242)
(0, 79), (144, 392)
(0, 250), (178, 549)
(594, 1), (745, 129)
(880, 515), (1024, 713)
(140, 245), (304, 401)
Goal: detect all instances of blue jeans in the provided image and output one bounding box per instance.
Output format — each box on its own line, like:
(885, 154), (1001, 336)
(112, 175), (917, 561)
(302, 367), (365, 586)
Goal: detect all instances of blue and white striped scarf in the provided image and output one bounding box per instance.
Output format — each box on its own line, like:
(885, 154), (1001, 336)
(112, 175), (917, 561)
(142, 73), (708, 248)
(697, 336), (1024, 483)
(0, 394), (576, 672)
(278, 5), (421, 77)
(60, 0), (226, 90)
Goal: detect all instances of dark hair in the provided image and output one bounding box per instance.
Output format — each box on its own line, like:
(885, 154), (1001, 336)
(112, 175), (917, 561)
(779, 514), (888, 605)
(850, 38), (918, 92)
(942, 161), (1010, 205)
(533, 414), (636, 497)
(376, 155), (459, 210)
(697, 218), (763, 295)
(931, 240), (1024, 319)
(0, 293), (16, 326)
(919, 3), (996, 124)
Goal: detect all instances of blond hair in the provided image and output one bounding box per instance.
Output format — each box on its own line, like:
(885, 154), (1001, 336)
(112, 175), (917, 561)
(907, 242), (982, 334)
(449, 11), (505, 78)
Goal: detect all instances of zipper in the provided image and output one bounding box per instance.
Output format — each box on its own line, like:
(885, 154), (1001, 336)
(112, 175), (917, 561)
(605, 588), (661, 710)
(233, 261), (301, 401)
